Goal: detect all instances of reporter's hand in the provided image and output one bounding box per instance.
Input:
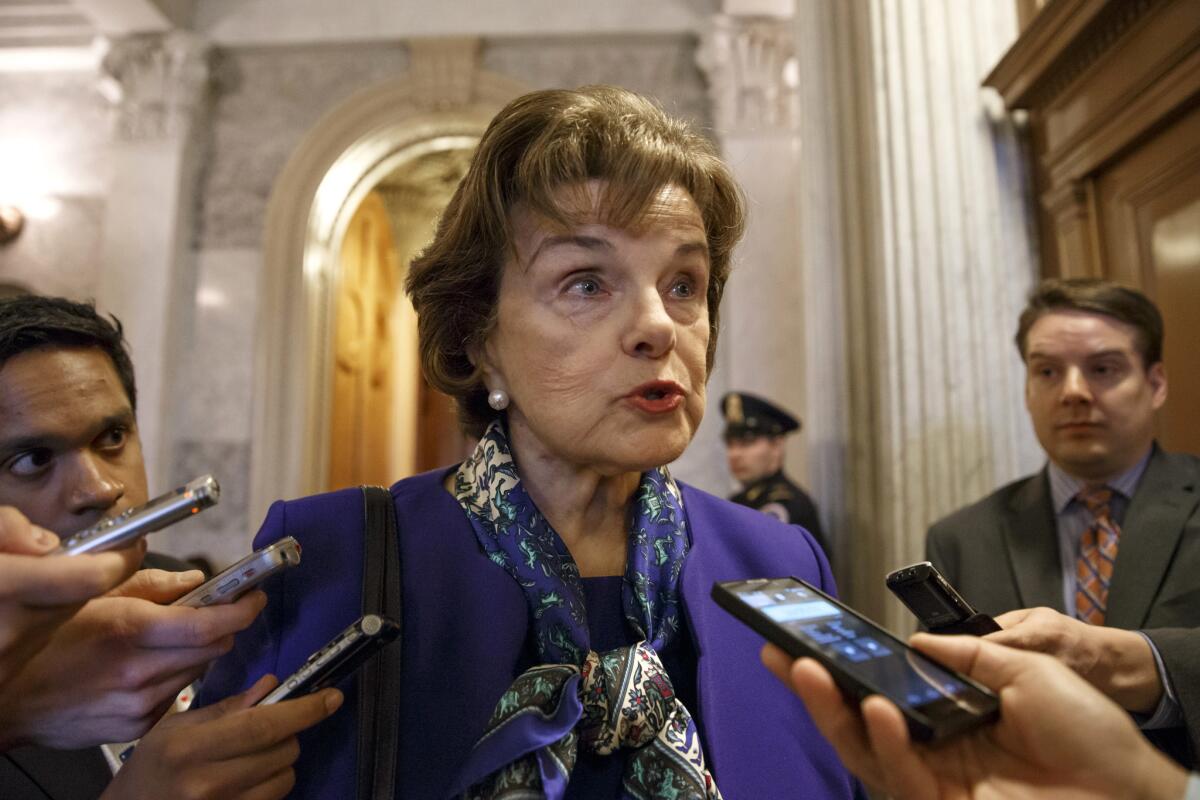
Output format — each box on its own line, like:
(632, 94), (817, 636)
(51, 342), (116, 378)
(0, 569), (266, 749)
(0, 506), (141, 692)
(988, 607), (1162, 713)
(762, 635), (1189, 800)
(101, 674), (342, 800)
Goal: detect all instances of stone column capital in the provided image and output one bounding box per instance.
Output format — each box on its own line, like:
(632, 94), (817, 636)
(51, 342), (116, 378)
(98, 31), (211, 142)
(697, 14), (799, 136)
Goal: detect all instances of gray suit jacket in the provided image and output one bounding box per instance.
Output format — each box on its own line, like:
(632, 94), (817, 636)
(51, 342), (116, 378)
(926, 446), (1200, 766)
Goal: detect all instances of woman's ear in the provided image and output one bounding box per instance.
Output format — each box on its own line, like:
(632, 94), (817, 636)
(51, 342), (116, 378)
(468, 338), (505, 393)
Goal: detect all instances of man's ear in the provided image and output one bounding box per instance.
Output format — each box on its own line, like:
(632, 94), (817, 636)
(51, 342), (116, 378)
(1148, 361), (1168, 409)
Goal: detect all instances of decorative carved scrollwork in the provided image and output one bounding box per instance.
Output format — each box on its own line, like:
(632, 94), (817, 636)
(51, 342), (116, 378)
(98, 32), (211, 141)
(697, 15), (799, 134)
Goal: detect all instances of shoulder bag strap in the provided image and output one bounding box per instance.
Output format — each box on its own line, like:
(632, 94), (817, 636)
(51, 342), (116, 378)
(358, 485), (402, 800)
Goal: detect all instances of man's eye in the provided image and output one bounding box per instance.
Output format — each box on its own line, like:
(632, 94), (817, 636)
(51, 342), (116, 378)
(9, 450), (52, 478)
(98, 426), (128, 449)
(670, 279), (696, 298)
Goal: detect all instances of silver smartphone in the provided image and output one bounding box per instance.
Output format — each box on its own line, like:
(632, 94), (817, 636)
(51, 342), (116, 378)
(172, 537), (302, 608)
(51, 475), (220, 556)
(256, 614), (401, 706)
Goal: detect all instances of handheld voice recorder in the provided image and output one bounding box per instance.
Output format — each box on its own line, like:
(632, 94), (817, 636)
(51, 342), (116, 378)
(51, 475), (220, 556)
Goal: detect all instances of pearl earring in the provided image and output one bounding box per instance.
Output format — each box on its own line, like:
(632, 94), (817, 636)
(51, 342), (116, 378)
(487, 388), (510, 411)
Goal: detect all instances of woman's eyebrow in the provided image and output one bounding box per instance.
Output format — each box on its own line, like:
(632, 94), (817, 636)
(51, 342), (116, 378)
(675, 241), (709, 258)
(529, 234), (613, 265)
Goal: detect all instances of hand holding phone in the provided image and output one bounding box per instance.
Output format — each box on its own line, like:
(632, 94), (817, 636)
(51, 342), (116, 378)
(712, 577), (998, 742)
(885, 561), (1000, 635)
(172, 538), (301, 608)
(0, 569), (265, 749)
(51, 475), (220, 556)
(100, 673), (342, 800)
(762, 633), (1187, 800)
(256, 614), (400, 706)
(0, 507), (140, 700)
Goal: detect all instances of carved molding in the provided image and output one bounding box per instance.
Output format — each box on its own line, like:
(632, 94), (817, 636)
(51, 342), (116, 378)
(697, 14), (799, 134)
(985, 0), (1160, 109)
(98, 31), (211, 141)
(1042, 179), (1090, 216)
(1035, 0), (1156, 106)
(407, 37), (481, 111)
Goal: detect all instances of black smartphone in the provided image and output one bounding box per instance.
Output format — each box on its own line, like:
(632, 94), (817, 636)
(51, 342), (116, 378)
(51, 475), (220, 556)
(712, 576), (999, 742)
(255, 614), (401, 706)
(885, 561), (1001, 635)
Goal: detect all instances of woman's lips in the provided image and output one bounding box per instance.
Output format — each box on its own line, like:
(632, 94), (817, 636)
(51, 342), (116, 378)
(626, 381), (685, 414)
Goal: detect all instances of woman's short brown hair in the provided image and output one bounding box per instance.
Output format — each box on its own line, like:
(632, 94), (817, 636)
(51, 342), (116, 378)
(406, 85), (746, 437)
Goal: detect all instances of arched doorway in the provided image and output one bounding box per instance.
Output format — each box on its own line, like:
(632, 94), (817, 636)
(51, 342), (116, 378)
(249, 38), (526, 520)
(327, 144), (476, 490)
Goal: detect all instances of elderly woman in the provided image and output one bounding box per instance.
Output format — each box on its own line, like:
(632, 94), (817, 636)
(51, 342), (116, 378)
(199, 86), (854, 799)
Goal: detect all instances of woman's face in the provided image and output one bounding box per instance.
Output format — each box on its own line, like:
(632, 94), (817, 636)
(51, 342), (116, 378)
(479, 182), (711, 475)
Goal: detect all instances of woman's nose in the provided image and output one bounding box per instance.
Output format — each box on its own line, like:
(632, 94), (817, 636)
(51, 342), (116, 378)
(623, 289), (676, 358)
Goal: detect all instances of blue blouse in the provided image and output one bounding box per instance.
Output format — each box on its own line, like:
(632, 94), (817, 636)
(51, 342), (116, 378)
(560, 576), (700, 799)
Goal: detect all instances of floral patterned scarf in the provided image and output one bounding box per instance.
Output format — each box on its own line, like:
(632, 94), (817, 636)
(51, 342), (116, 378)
(449, 420), (721, 800)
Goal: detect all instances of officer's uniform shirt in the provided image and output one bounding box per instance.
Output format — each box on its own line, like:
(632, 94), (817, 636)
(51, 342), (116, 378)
(730, 470), (829, 560)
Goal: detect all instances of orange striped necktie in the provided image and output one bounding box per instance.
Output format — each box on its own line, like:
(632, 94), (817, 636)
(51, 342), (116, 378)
(1075, 487), (1119, 625)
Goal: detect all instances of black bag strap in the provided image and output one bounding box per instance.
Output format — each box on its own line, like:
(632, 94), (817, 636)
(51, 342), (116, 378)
(358, 485), (402, 800)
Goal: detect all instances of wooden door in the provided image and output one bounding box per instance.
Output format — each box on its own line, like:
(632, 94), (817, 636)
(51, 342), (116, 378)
(1097, 104), (1200, 455)
(328, 191), (399, 489)
(415, 378), (472, 473)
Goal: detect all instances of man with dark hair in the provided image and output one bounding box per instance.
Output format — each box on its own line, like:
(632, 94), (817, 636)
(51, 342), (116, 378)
(0, 296), (144, 540)
(722, 391), (829, 558)
(0, 295), (336, 799)
(926, 278), (1200, 767)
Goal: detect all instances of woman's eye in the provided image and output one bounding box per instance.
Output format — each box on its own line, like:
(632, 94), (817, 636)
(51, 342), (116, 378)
(568, 277), (602, 296)
(9, 450), (51, 478)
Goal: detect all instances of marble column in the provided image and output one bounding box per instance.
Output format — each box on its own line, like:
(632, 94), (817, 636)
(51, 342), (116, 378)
(694, 13), (814, 504)
(93, 31), (210, 493)
(790, 0), (1044, 627)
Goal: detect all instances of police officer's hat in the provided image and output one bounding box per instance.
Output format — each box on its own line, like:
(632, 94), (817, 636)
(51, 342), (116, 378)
(721, 392), (800, 441)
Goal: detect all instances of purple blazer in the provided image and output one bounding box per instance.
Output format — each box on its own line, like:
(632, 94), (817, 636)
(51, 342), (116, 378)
(197, 469), (855, 799)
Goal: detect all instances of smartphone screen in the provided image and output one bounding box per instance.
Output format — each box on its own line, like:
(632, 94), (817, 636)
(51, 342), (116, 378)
(713, 577), (998, 741)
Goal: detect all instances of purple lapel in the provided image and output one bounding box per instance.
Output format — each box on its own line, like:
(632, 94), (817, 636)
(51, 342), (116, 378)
(679, 485), (855, 799)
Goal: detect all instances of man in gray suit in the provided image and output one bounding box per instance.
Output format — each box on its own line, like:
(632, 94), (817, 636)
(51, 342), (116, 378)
(926, 278), (1199, 767)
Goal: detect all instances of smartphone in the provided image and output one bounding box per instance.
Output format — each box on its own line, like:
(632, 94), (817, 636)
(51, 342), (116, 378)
(256, 614), (401, 706)
(885, 561), (1001, 635)
(172, 537), (302, 608)
(712, 576), (999, 742)
(51, 475), (220, 556)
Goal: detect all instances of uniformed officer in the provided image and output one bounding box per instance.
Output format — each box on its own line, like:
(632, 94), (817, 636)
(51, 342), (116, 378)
(722, 391), (830, 560)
